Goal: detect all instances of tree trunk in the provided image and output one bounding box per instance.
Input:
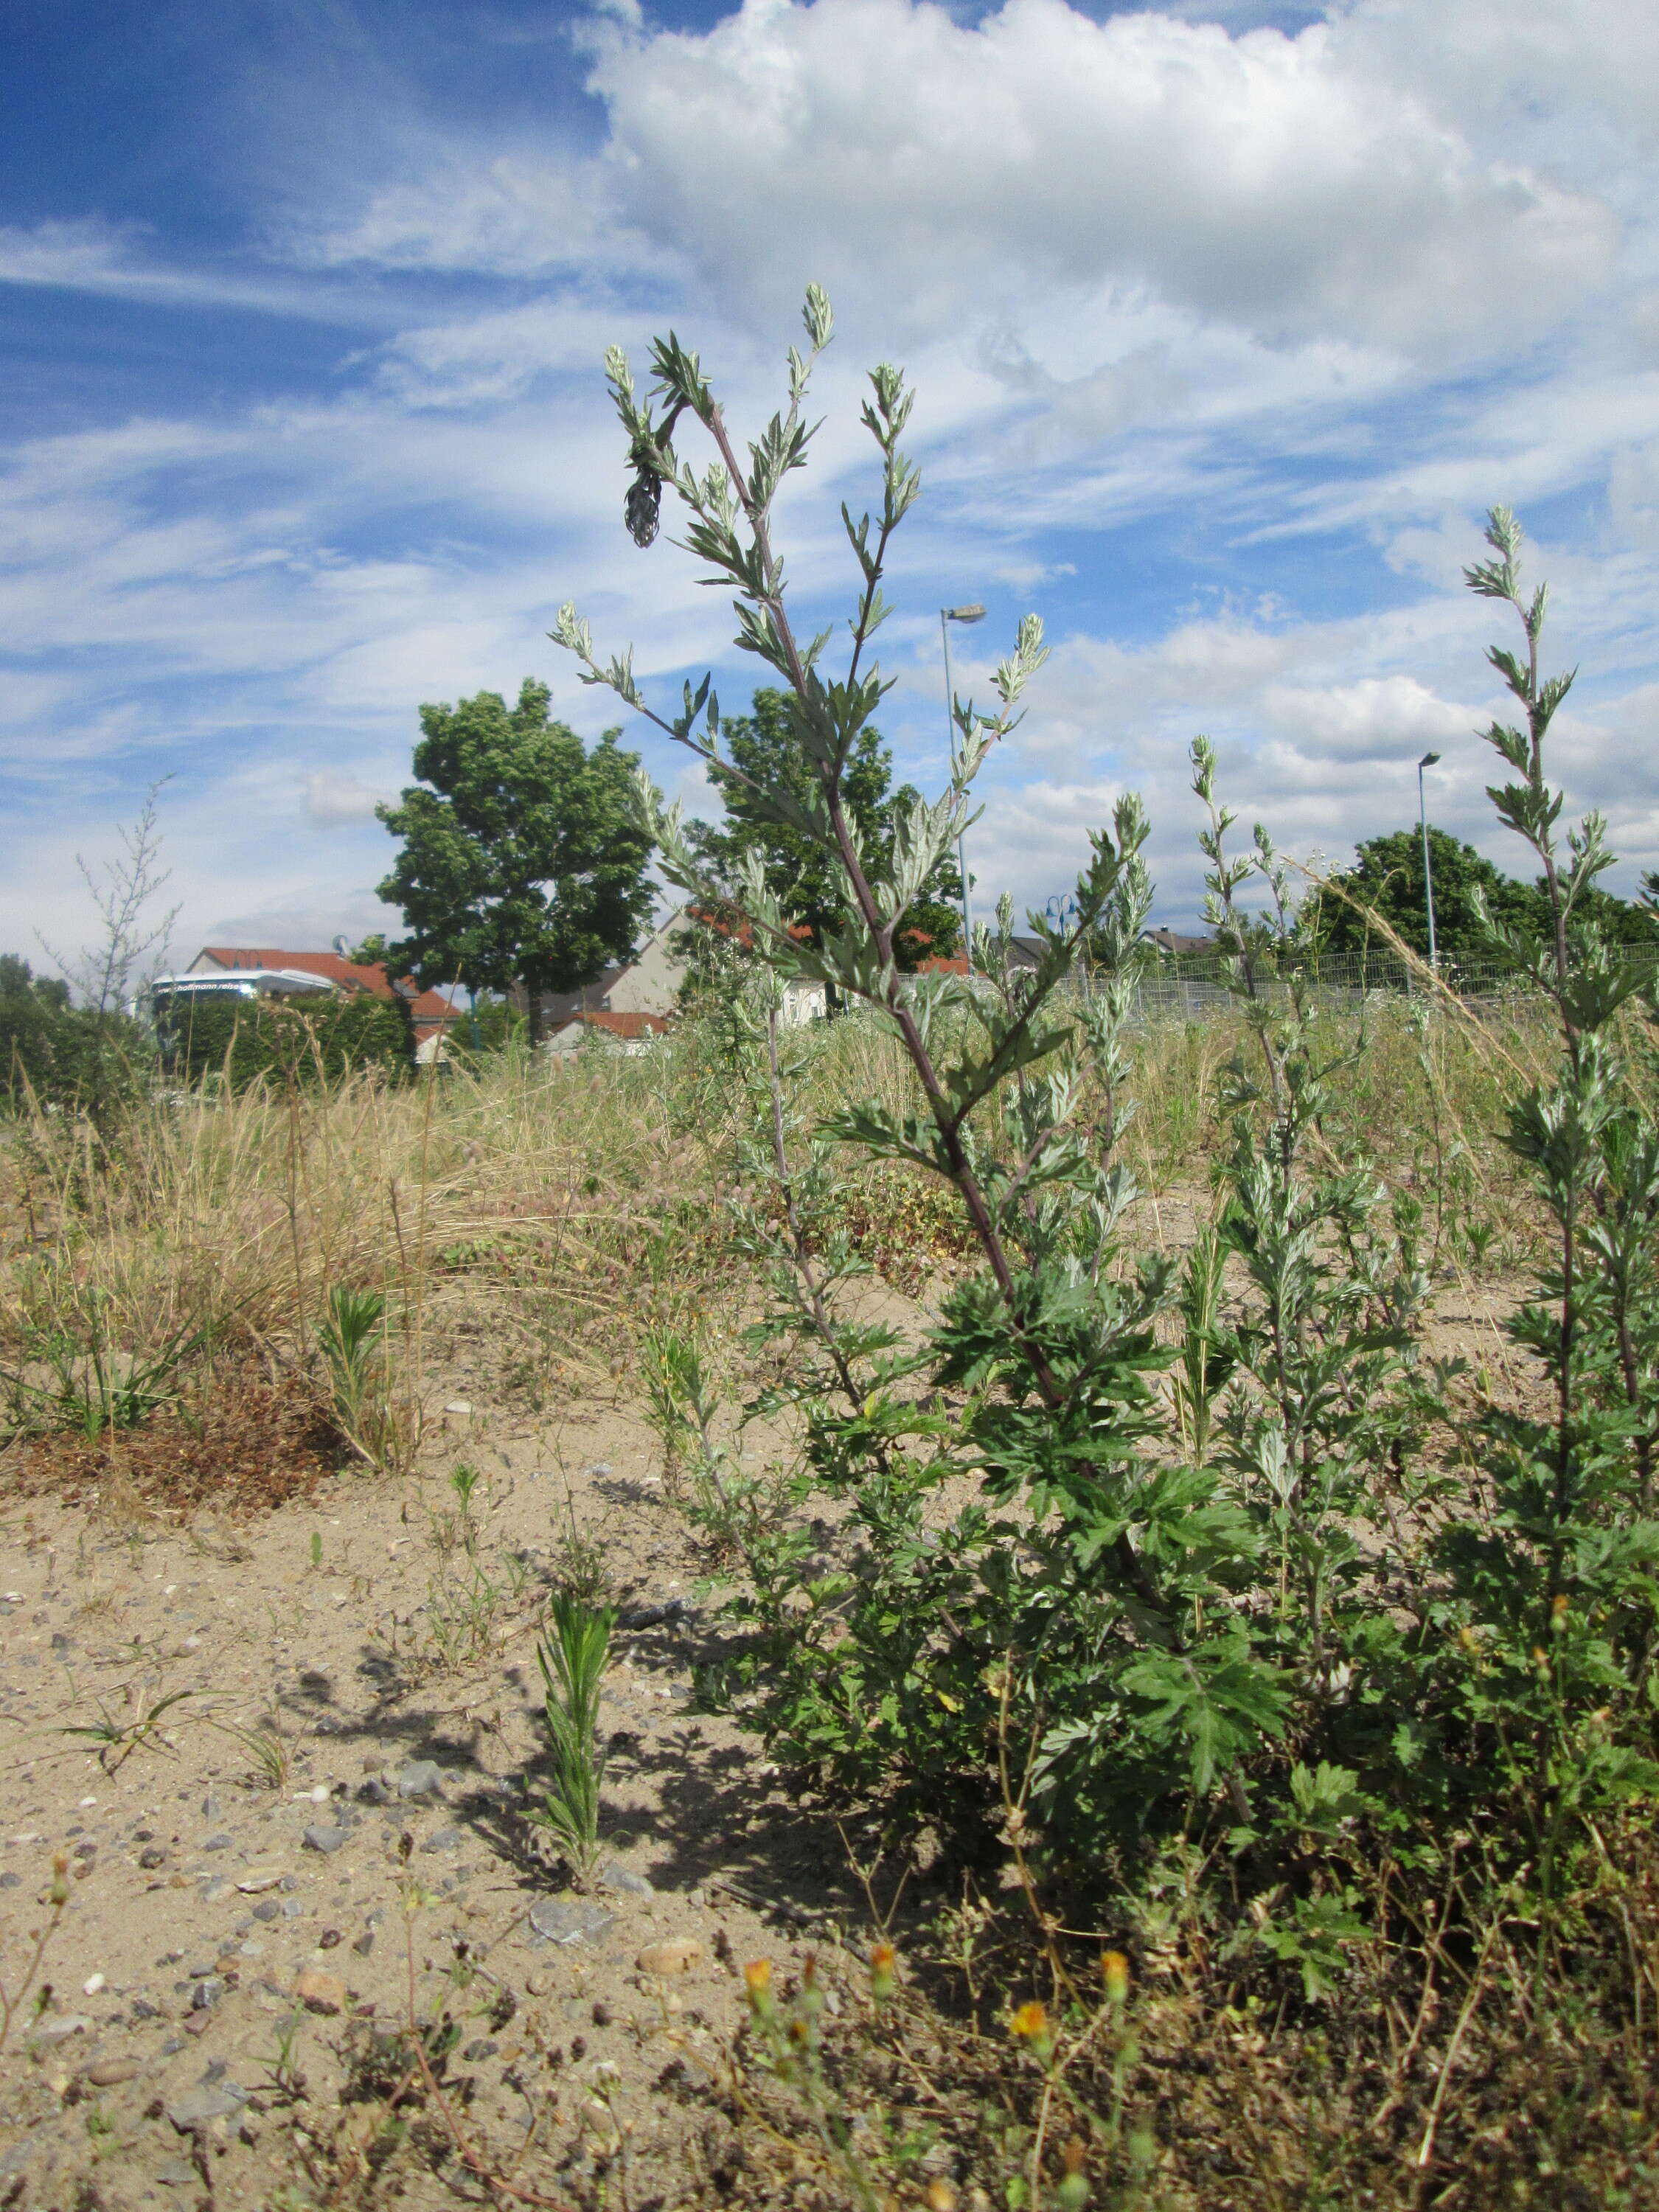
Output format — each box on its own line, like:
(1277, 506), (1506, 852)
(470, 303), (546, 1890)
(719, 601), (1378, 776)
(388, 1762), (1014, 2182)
(524, 976), (544, 1045)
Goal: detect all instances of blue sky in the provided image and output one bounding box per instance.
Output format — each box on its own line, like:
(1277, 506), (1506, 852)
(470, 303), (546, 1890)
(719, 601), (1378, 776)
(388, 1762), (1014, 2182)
(4, 0), (1658, 970)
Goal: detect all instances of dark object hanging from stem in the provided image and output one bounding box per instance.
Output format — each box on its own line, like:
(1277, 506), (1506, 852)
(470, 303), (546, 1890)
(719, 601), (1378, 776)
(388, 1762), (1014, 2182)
(625, 451), (664, 548)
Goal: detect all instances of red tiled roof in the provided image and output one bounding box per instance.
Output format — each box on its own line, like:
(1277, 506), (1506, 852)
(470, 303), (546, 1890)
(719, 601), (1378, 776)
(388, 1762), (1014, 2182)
(196, 947), (460, 1026)
(557, 1010), (670, 1040)
(686, 908), (812, 947)
(917, 952), (972, 975)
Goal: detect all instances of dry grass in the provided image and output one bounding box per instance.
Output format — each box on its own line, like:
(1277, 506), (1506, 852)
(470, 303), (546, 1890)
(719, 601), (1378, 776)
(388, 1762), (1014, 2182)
(4, 1360), (349, 1517)
(711, 1857), (1659, 2211)
(0, 996), (1559, 1479)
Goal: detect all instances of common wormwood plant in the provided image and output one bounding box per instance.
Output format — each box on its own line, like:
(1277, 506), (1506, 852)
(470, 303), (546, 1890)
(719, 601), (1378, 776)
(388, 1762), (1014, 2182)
(554, 298), (1659, 1975)
(553, 293), (1296, 1839)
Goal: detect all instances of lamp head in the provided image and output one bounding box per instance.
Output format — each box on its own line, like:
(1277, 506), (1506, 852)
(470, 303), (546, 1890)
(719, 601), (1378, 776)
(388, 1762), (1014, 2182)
(1419, 751), (1441, 768)
(945, 603), (986, 623)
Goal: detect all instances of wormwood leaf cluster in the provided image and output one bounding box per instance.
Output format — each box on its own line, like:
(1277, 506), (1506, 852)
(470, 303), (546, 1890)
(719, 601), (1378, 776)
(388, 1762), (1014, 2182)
(553, 299), (1659, 1979)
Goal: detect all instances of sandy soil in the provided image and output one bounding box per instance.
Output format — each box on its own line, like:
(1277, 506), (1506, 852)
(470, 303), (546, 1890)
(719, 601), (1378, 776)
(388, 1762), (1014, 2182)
(0, 1390), (861, 2212)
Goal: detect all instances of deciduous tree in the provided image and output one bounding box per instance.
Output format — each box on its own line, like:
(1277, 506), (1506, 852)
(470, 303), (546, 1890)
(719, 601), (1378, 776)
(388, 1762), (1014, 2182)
(1304, 824), (1657, 970)
(375, 681), (655, 1040)
(686, 687), (961, 972)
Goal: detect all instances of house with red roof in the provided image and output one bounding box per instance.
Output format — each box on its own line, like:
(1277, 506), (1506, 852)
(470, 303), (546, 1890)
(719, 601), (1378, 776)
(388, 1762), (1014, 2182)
(184, 947), (463, 1054)
(544, 1007), (672, 1056)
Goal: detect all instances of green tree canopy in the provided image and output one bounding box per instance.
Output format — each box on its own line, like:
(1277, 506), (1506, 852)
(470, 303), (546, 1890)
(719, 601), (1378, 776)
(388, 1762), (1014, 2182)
(686, 688), (962, 971)
(1304, 825), (1658, 970)
(375, 680), (656, 1039)
(0, 955), (146, 1118)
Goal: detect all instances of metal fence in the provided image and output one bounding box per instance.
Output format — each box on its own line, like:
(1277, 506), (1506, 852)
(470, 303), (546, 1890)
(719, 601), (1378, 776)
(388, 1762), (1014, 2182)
(1062, 948), (1559, 1026)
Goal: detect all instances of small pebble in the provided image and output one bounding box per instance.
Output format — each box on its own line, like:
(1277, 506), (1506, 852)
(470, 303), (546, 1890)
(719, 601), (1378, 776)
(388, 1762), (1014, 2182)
(319, 1928), (342, 1950)
(167, 2085), (245, 2128)
(636, 1939), (703, 1978)
(294, 1968), (347, 2016)
(84, 2057), (141, 2087)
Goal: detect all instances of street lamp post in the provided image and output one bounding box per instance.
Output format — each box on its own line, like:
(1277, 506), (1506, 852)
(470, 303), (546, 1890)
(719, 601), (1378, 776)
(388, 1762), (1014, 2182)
(942, 604), (986, 964)
(1418, 751), (1442, 970)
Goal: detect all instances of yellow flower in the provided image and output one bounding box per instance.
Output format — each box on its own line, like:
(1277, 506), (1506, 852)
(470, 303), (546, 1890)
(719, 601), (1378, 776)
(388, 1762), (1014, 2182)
(870, 1941), (897, 2001)
(1011, 1999), (1052, 2057)
(1101, 1950), (1130, 2006)
(744, 1959), (774, 2014)
(1551, 1593), (1570, 1632)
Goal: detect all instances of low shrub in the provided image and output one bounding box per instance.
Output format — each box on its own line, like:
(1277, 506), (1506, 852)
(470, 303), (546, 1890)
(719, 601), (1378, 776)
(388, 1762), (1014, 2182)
(160, 990), (414, 1089)
(0, 955), (152, 1120)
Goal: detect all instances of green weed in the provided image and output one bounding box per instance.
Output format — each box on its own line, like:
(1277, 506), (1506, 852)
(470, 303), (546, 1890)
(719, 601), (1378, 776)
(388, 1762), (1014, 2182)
(528, 1590), (616, 1888)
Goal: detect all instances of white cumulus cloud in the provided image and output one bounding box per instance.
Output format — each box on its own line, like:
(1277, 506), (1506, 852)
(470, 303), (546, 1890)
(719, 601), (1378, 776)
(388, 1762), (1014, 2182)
(582, 0), (1613, 355)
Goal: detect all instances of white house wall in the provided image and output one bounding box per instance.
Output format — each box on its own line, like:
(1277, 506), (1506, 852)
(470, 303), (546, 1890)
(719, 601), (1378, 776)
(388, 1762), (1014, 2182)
(603, 915), (689, 1016)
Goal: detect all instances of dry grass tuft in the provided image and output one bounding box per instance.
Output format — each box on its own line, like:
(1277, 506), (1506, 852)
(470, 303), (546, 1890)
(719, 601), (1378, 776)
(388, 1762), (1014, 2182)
(2, 1360), (350, 1517)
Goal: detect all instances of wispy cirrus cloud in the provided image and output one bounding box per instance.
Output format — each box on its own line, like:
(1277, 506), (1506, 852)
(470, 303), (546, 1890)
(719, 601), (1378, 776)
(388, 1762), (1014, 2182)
(0, 217), (389, 325)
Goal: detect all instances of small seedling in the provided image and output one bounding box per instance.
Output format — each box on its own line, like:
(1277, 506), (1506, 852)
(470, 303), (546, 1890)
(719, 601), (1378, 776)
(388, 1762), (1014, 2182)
(260, 2009), (308, 2104)
(528, 1592), (616, 1888)
(429, 1463), (486, 1559)
(0, 1854), (70, 2053)
(451, 1464), (481, 1553)
(551, 1478), (611, 1607)
(60, 1684), (198, 1773)
(309, 1530), (323, 1571)
(214, 1717), (293, 1792)
(317, 1282), (389, 1461)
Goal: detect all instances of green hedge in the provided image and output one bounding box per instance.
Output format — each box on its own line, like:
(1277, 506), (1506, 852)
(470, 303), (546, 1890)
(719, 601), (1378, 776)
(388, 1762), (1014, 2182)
(0, 957), (152, 1120)
(161, 992), (414, 1089)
